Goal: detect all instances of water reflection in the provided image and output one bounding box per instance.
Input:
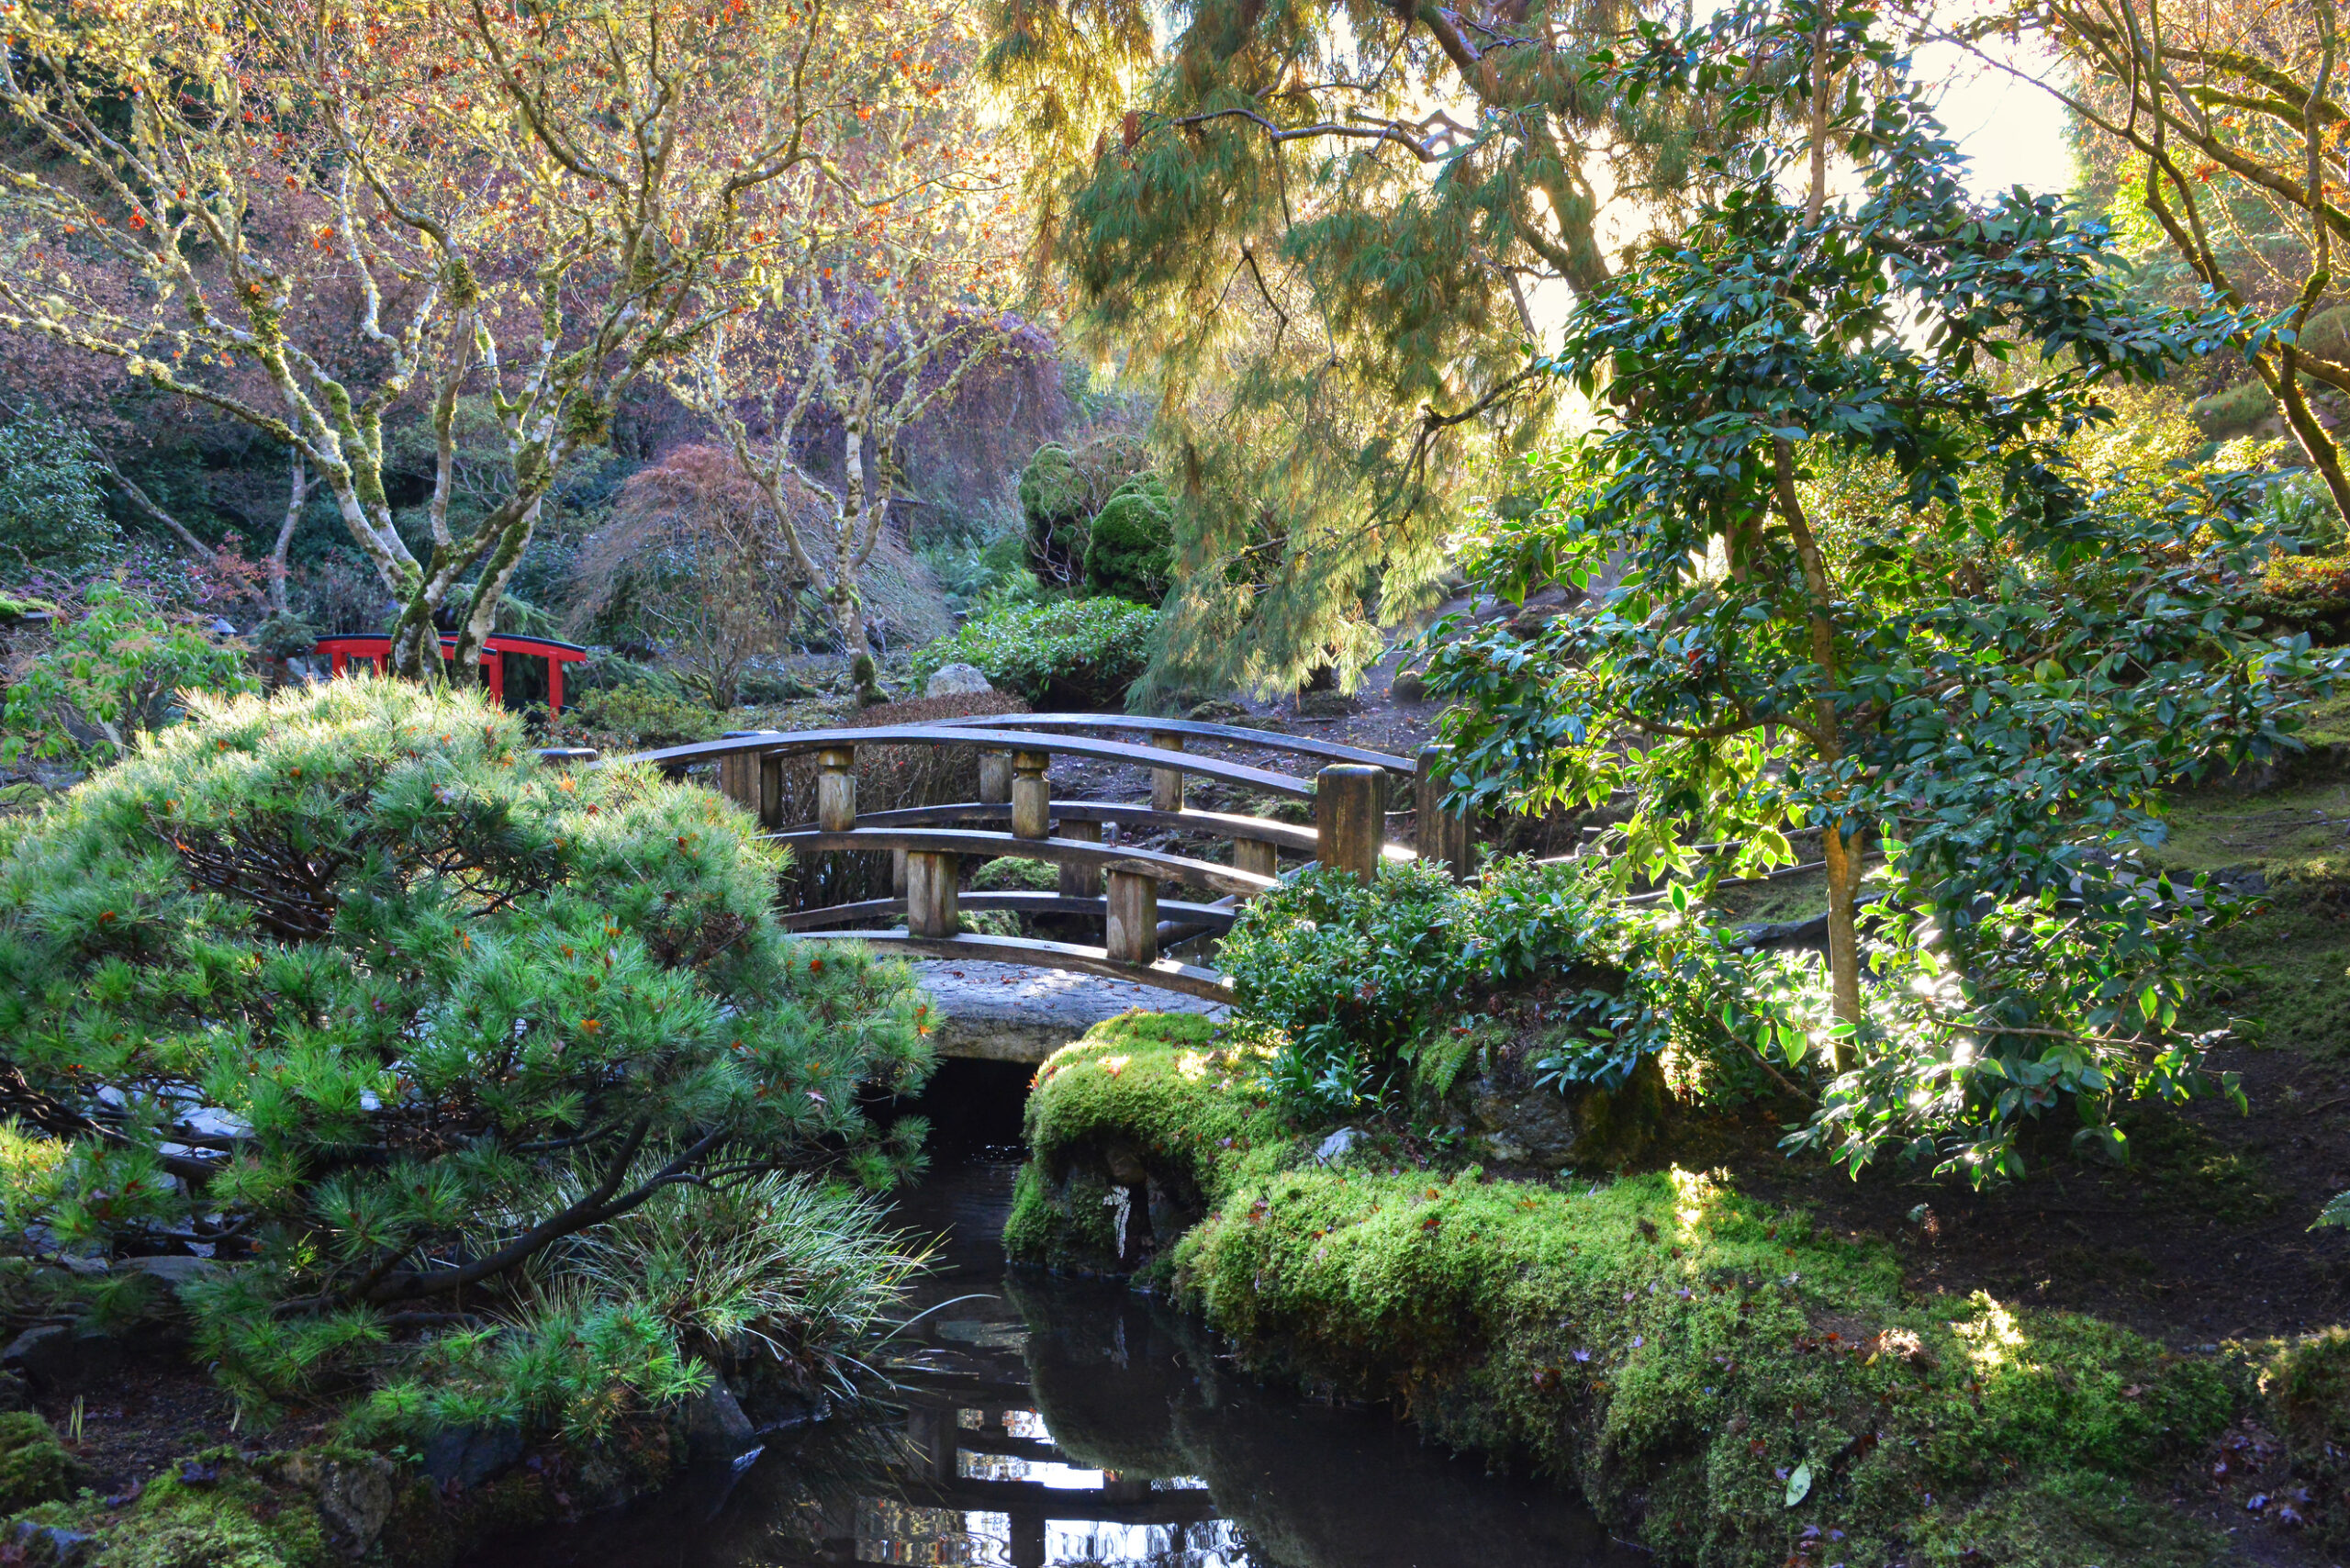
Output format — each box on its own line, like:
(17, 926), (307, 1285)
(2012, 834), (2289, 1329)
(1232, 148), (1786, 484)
(465, 1159), (1637, 1568)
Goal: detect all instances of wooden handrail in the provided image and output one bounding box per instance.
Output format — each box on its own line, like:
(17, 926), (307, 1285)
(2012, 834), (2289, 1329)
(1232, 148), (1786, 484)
(789, 929), (1234, 1003)
(610, 725), (1316, 799)
(764, 826), (1279, 898)
(768, 800), (1418, 860)
(777, 890), (1241, 934)
(924, 711), (1414, 773)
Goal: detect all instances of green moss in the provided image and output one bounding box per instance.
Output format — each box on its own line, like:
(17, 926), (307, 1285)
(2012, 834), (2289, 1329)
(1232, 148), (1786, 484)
(1906, 1470), (2223, 1568)
(2259, 1328), (2350, 1547)
(0, 1413), (85, 1515)
(86, 1453), (331, 1568)
(2191, 378), (2276, 439)
(1081, 477), (1173, 603)
(1015, 1014), (2242, 1566)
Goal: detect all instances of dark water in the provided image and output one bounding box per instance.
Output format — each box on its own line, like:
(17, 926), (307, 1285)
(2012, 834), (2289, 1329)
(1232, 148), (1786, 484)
(483, 1154), (1639, 1568)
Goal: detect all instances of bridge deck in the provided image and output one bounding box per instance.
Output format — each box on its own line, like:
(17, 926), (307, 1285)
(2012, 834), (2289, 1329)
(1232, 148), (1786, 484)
(795, 930), (1234, 1003)
(773, 800), (1415, 860)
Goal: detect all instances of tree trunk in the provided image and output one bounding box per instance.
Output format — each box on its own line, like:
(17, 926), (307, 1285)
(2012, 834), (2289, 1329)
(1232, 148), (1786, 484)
(2264, 351), (2350, 529)
(1774, 438), (1863, 1061)
(270, 451), (314, 619)
(452, 496), (542, 680)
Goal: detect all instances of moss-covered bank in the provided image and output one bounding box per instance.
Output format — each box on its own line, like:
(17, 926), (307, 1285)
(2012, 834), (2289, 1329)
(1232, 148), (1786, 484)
(0, 1417), (683, 1567)
(1008, 1013), (2287, 1567)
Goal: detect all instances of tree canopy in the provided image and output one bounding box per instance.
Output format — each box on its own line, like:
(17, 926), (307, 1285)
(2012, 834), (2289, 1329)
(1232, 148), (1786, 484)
(984, 0), (1795, 699)
(1422, 1), (2336, 1181)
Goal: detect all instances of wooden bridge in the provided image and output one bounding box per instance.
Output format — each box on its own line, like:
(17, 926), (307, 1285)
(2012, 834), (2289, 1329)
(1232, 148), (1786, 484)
(610, 715), (1473, 1004)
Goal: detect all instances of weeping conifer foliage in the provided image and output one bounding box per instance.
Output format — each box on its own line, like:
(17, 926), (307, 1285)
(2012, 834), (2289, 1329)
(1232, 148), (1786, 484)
(985, 0), (1785, 698)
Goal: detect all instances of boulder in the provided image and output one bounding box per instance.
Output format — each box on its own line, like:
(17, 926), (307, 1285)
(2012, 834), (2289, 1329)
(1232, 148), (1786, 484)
(120, 1255), (220, 1289)
(923, 662), (994, 699)
(3, 1324), (122, 1394)
(5, 1520), (93, 1566)
(1457, 1056), (1666, 1170)
(1315, 1126), (1360, 1164)
(678, 1377), (756, 1457)
(273, 1450), (398, 1552)
(420, 1423), (523, 1490)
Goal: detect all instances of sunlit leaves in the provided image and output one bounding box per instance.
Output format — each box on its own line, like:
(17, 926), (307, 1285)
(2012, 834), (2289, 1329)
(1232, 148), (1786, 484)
(1417, 2), (2342, 1186)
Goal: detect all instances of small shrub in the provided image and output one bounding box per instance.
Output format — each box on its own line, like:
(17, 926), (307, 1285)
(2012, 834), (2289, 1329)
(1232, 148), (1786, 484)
(251, 615), (321, 666)
(1219, 858), (1688, 1117)
(1, 582), (257, 767)
(1082, 477), (1173, 603)
(969, 857), (1058, 893)
(910, 597), (1158, 708)
(2246, 551), (2350, 640)
(0, 414), (119, 574)
(0, 678), (932, 1428)
(554, 682), (727, 751)
(1017, 433), (1147, 590)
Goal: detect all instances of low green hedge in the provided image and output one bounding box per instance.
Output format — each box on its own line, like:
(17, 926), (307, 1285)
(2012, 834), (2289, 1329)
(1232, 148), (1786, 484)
(912, 597), (1158, 708)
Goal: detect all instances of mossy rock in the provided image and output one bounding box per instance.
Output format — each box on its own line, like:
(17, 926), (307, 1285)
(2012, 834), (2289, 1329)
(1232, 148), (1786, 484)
(0, 1413), (86, 1515)
(2191, 378), (2278, 439)
(76, 1451), (333, 1568)
(1452, 1022), (1667, 1170)
(1081, 477), (1173, 604)
(1013, 1013), (2245, 1566)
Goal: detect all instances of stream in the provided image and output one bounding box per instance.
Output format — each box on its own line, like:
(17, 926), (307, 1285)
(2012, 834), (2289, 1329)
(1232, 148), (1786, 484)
(476, 1152), (1641, 1567)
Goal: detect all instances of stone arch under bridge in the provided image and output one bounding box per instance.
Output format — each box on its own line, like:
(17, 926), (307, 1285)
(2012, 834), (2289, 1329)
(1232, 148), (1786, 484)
(603, 716), (1473, 1031)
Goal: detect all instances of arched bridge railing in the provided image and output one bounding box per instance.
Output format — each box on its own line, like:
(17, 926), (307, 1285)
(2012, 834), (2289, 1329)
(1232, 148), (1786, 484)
(606, 717), (1474, 1003)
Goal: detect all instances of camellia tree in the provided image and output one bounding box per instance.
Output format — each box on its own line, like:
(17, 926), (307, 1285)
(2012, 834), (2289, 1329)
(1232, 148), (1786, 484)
(1420, 1), (2335, 1182)
(0, 0), (903, 682)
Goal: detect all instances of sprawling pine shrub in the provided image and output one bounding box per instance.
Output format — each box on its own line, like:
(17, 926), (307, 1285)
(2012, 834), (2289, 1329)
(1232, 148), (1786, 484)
(0, 677), (934, 1427)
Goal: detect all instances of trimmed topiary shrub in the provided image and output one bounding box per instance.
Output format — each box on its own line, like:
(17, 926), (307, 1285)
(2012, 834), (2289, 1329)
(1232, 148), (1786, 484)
(0, 677), (933, 1431)
(1081, 477), (1173, 604)
(910, 598), (1158, 709)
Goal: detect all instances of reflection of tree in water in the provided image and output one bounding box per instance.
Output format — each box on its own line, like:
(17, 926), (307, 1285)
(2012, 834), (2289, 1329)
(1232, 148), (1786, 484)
(455, 1175), (1635, 1568)
(1010, 1274), (1635, 1568)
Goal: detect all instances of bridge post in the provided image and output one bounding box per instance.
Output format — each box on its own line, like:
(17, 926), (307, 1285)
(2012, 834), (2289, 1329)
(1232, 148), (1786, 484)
(978, 750), (1013, 805)
(1105, 868), (1158, 965)
(1232, 834), (1279, 879)
(758, 753), (786, 829)
(815, 746), (856, 832)
(1416, 744), (1472, 880)
(716, 731), (778, 818)
(717, 754), (758, 815)
(905, 852), (960, 937)
(1315, 764), (1387, 885)
(1058, 821), (1102, 897)
(1011, 750), (1051, 840)
(1148, 732), (1184, 813)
